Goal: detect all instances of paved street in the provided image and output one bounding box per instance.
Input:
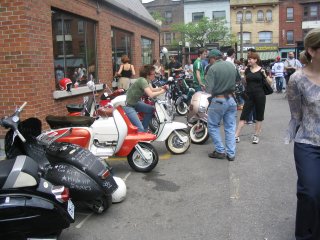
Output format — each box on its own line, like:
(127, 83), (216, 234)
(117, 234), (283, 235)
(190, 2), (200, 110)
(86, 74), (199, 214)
(60, 92), (296, 240)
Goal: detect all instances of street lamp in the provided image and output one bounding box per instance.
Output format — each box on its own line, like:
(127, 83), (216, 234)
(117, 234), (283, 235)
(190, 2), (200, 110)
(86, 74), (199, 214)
(240, 7), (246, 59)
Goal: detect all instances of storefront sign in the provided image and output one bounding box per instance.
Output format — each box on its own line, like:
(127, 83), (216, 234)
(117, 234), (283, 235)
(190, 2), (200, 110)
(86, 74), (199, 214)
(255, 46), (278, 51)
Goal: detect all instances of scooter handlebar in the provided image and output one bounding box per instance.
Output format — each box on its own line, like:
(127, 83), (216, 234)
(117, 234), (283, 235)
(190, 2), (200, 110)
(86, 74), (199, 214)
(18, 102), (27, 113)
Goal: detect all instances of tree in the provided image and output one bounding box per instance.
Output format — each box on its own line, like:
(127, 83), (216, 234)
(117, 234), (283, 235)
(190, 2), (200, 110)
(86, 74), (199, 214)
(172, 17), (235, 48)
(150, 11), (165, 25)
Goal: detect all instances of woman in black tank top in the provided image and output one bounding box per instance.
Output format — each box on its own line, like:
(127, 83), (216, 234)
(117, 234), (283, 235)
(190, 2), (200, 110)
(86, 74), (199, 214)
(116, 55), (136, 90)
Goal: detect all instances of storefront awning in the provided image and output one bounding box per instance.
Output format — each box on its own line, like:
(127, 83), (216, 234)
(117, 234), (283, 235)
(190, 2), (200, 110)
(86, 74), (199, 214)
(237, 51), (279, 61)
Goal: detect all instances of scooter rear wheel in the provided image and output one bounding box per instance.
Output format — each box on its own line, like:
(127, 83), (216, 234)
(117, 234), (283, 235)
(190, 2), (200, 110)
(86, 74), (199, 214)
(127, 142), (159, 172)
(189, 122), (209, 144)
(87, 195), (112, 214)
(165, 129), (190, 154)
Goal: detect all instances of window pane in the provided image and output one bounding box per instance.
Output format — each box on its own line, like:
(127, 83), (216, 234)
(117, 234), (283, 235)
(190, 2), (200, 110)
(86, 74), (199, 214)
(259, 31), (272, 43)
(52, 9), (97, 89)
(141, 37), (154, 65)
(287, 8), (294, 20)
(245, 11), (252, 21)
(238, 32), (251, 43)
(213, 11), (226, 20)
(310, 6), (318, 17)
(257, 10), (264, 21)
(192, 12), (204, 22)
(287, 31), (294, 44)
(266, 10), (272, 21)
(111, 28), (133, 76)
(165, 11), (172, 23)
(237, 11), (243, 22)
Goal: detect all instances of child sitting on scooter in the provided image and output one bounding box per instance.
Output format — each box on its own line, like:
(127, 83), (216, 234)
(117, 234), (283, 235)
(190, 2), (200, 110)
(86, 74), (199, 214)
(124, 64), (168, 132)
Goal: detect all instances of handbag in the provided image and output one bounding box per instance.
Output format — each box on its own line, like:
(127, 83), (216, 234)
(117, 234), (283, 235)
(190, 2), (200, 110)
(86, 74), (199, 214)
(260, 71), (273, 95)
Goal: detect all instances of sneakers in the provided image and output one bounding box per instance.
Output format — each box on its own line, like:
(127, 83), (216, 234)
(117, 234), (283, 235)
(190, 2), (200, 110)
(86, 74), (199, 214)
(227, 155), (235, 161)
(235, 136), (240, 143)
(208, 151), (226, 159)
(252, 135), (259, 144)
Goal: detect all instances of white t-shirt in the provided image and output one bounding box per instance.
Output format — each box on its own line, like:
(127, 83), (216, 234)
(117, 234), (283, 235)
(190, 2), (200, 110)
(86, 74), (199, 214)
(272, 62), (285, 77)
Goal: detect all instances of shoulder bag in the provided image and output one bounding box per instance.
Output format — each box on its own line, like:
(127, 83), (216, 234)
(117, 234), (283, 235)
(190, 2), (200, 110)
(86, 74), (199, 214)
(261, 72), (273, 95)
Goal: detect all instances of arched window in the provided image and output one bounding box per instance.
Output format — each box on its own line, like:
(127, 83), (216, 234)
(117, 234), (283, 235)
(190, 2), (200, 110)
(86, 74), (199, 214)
(257, 10), (264, 21)
(237, 11), (243, 22)
(245, 11), (252, 22)
(266, 10), (272, 21)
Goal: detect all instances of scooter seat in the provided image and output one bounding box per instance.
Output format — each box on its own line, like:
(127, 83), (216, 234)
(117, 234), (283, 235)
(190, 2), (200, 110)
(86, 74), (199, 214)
(66, 104), (84, 113)
(46, 115), (95, 129)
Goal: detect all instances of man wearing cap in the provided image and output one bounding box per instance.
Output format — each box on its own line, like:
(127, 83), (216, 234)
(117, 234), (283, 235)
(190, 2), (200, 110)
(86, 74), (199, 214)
(272, 56), (285, 93)
(205, 49), (238, 161)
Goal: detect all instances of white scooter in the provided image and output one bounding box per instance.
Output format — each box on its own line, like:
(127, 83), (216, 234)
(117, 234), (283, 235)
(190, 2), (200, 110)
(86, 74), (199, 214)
(111, 94), (191, 154)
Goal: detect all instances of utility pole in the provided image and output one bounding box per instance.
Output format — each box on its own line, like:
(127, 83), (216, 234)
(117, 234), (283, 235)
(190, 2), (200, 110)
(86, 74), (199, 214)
(240, 7), (246, 59)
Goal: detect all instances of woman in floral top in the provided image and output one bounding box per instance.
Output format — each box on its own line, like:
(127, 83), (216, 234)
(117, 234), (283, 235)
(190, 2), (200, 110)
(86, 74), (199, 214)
(286, 27), (320, 240)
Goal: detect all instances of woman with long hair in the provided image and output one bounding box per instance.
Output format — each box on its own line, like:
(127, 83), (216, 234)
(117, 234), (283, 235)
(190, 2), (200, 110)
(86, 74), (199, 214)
(116, 55), (135, 90)
(235, 52), (269, 144)
(286, 27), (320, 240)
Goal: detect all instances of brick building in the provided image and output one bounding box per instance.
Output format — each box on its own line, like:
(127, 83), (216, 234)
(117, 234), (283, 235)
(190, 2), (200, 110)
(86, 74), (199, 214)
(0, 0), (159, 136)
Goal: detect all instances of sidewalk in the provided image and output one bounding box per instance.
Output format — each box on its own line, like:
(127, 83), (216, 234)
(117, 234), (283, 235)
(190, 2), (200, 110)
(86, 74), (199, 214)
(0, 139), (5, 160)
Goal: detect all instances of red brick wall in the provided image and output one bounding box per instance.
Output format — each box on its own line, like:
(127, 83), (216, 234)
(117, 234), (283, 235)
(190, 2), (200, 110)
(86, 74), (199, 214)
(0, 0), (159, 136)
(279, 0), (303, 48)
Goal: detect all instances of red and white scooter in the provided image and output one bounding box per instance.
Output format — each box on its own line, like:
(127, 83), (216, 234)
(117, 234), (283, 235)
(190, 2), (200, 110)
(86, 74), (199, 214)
(44, 102), (159, 173)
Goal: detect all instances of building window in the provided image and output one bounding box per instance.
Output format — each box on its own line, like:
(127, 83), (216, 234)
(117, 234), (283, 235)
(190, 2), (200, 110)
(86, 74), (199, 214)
(141, 37), (154, 65)
(212, 10), (226, 20)
(236, 11), (243, 23)
(164, 11), (172, 24)
(310, 5), (318, 17)
(287, 30), (294, 44)
(164, 32), (175, 45)
(238, 32), (251, 44)
(245, 11), (252, 22)
(111, 28), (133, 76)
(266, 10), (272, 21)
(52, 9), (97, 89)
(258, 31), (272, 43)
(192, 12), (204, 22)
(257, 10), (264, 21)
(287, 8), (294, 21)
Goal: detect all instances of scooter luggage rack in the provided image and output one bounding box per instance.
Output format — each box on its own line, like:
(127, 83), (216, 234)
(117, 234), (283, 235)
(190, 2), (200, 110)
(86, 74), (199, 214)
(37, 128), (72, 146)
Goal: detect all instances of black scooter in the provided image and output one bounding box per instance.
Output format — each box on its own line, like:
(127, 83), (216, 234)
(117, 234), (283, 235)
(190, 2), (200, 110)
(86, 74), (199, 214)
(0, 154), (75, 239)
(1, 102), (118, 214)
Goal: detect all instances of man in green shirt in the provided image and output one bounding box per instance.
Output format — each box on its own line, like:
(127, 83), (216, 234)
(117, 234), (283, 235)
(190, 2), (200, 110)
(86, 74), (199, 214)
(193, 48), (207, 92)
(205, 49), (238, 161)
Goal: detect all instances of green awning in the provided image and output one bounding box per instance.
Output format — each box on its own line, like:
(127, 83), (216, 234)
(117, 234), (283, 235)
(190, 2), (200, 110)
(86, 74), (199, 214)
(258, 51), (279, 60)
(237, 51), (279, 60)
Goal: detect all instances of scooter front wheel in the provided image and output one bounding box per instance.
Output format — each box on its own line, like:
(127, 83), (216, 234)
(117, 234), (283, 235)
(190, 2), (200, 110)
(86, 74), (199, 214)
(127, 143), (159, 172)
(176, 102), (188, 116)
(189, 122), (209, 144)
(165, 129), (190, 154)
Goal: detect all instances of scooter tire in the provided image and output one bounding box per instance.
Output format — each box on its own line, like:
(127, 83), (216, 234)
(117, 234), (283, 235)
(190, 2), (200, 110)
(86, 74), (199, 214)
(127, 142), (159, 172)
(148, 116), (159, 133)
(87, 194), (112, 214)
(165, 129), (191, 154)
(189, 122), (209, 144)
(4, 129), (25, 159)
(176, 102), (188, 116)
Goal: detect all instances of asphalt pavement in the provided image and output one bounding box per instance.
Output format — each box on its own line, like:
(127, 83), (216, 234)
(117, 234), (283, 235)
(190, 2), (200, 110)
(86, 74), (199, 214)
(1, 92), (296, 240)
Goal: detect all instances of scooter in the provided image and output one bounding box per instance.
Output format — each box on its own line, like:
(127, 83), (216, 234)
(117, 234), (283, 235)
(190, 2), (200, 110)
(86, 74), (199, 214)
(2, 103), (121, 213)
(187, 91), (210, 144)
(109, 94), (191, 154)
(0, 131), (74, 238)
(45, 103), (159, 173)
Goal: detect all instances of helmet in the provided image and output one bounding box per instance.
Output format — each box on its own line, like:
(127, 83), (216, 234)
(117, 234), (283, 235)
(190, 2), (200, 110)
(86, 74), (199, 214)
(87, 80), (95, 91)
(168, 77), (174, 82)
(59, 78), (72, 91)
(112, 176), (127, 203)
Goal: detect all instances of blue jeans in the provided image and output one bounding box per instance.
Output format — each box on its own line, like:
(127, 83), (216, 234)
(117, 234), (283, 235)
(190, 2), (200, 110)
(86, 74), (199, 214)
(207, 97), (237, 157)
(294, 142), (320, 240)
(123, 101), (154, 132)
(275, 76), (284, 92)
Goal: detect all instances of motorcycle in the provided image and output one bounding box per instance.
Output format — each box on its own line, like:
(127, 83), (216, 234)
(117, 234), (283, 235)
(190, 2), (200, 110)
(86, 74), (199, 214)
(110, 94), (191, 154)
(187, 91), (210, 144)
(2, 103), (122, 213)
(0, 115), (74, 238)
(167, 74), (195, 116)
(45, 102), (159, 173)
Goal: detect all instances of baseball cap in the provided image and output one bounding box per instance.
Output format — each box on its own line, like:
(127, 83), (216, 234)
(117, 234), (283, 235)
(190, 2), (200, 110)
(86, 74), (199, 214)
(276, 56), (280, 61)
(208, 49), (223, 58)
